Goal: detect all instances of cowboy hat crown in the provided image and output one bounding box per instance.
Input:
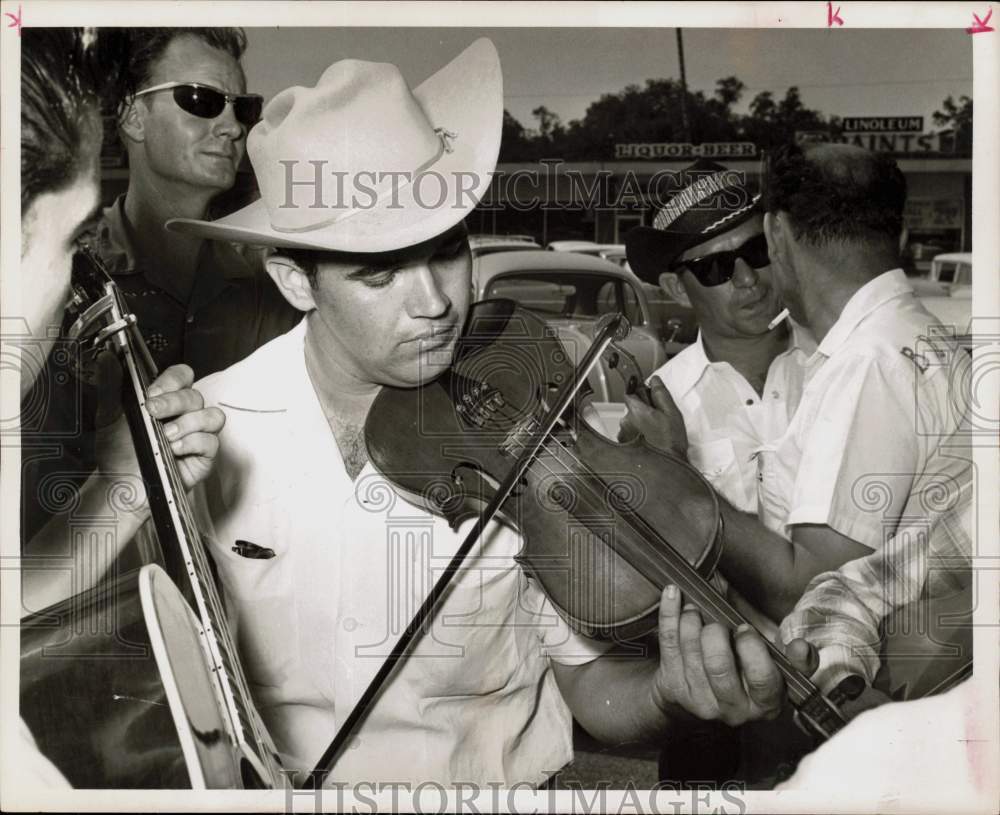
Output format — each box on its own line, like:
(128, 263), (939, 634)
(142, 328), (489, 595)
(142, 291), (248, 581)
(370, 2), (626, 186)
(167, 38), (502, 253)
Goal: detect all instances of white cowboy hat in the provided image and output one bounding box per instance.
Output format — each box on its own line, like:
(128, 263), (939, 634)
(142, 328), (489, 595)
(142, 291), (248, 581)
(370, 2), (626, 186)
(167, 38), (502, 253)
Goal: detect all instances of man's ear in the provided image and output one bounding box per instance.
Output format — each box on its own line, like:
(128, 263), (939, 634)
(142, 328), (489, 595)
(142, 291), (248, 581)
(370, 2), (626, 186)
(118, 99), (145, 144)
(658, 271), (691, 307)
(265, 256), (317, 313)
(898, 225), (909, 256)
(763, 211), (792, 268)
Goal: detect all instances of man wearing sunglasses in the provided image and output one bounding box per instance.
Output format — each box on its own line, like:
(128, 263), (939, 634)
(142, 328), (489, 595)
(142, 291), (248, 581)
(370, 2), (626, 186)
(107, 27), (299, 380)
(624, 160), (818, 785)
(13, 27), (226, 792)
(21, 28), (300, 549)
(625, 159), (814, 530)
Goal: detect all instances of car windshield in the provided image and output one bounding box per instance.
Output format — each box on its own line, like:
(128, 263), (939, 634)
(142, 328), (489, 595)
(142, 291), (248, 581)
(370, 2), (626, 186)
(936, 262), (971, 285)
(484, 271), (643, 324)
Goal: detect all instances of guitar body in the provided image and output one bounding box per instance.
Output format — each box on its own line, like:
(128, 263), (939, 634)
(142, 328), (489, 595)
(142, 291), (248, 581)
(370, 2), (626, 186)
(20, 252), (288, 789)
(21, 564), (276, 789)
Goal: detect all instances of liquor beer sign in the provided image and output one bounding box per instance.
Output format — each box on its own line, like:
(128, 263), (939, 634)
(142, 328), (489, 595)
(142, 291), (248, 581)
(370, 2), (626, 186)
(614, 142), (757, 160)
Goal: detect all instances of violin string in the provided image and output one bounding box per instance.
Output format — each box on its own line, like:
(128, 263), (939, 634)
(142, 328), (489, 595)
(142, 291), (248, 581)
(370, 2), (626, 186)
(464, 389), (817, 702)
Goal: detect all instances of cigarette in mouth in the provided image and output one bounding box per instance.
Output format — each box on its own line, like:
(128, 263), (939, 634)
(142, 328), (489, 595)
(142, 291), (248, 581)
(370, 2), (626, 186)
(767, 308), (790, 331)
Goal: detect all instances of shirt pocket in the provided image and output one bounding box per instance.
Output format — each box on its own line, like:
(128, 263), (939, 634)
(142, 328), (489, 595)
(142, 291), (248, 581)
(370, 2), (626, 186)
(217, 549), (300, 690)
(688, 438), (741, 499)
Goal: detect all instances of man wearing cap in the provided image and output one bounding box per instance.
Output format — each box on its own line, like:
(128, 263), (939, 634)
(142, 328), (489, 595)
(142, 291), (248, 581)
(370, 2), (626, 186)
(624, 159), (814, 534)
(623, 160), (817, 786)
(622, 143), (970, 702)
(168, 41), (807, 787)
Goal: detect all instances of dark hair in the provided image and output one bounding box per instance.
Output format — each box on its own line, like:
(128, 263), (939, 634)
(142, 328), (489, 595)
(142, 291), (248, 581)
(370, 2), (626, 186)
(21, 28), (131, 211)
(127, 28), (248, 92)
(762, 142), (907, 250)
(279, 248), (325, 288)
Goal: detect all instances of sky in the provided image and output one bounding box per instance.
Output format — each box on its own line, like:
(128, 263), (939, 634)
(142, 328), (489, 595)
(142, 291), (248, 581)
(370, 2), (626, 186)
(243, 27), (973, 136)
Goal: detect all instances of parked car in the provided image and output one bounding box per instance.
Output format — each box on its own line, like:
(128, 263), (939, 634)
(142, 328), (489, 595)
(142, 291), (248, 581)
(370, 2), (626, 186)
(473, 250), (675, 402)
(546, 240), (631, 260)
(469, 234), (541, 257)
(910, 252), (972, 330)
(548, 246), (698, 342)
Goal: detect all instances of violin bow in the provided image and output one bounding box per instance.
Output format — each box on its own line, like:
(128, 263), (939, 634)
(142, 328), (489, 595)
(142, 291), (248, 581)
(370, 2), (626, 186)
(306, 313), (629, 787)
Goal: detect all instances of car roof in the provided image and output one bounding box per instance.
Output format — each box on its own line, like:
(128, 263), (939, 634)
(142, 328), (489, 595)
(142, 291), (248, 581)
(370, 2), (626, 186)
(546, 240), (601, 252)
(931, 252), (972, 264)
(477, 249), (630, 274)
(475, 249), (640, 291)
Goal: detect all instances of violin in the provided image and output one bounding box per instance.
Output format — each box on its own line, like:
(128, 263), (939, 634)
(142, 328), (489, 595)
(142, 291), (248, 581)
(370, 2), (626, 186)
(309, 298), (853, 785)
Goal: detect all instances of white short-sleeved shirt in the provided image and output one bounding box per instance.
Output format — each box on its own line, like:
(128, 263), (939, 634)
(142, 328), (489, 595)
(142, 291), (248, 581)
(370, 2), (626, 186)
(756, 269), (962, 550)
(649, 323), (814, 513)
(192, 319), (607, 787)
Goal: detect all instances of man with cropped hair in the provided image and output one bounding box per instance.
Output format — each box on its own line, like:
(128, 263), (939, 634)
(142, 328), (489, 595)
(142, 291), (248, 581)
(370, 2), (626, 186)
(108, 27), (299, 377)
(626, 142), (971, 701)
(21, 28), (299, 546)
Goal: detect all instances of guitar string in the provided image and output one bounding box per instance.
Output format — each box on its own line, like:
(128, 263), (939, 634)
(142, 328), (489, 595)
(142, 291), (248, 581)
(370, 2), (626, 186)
(117, 291), (275, 766)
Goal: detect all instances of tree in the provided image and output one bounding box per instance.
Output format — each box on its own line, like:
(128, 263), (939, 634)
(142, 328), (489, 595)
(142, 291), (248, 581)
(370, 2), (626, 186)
(932, 95), (972, 153)
(714, 76), (746, 108)
(531, 105), (563, 141)
(741, 86), (828, 149)
(498, 109), (533, 162)
(496, 77), (833, 160)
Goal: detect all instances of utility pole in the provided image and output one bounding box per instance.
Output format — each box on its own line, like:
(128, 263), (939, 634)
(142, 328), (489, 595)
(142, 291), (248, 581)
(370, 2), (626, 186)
(676, 28), (690, 142)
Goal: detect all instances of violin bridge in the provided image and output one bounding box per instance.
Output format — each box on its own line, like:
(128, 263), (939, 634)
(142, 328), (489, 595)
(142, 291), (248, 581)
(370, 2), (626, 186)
(499, 416), (540, 458)
(455, 382), (506, 429)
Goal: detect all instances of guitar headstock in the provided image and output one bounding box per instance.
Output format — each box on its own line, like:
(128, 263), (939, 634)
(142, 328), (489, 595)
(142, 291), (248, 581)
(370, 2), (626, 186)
(68, 241), (113, 316)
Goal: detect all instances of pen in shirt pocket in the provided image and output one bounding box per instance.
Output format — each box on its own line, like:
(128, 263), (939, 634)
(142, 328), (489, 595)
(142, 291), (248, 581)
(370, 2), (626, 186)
(232, 539), (276, 559)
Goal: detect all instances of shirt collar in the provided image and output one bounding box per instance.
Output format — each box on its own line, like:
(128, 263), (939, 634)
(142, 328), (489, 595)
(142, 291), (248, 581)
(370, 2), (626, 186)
(97, 196), (138, 275)
(787, 317), (818, 357)
(815, 268), (913, 358)
(668, 320), (813, 398)
(97, 194), (255, 282)
(206, 318), (308, 413)
(666, 332), (714, 398)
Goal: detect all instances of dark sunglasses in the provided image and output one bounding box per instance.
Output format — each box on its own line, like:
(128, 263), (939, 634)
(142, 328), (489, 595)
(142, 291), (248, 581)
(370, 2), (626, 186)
(669, 233), (770, 287)
(134, 81), (263, 128)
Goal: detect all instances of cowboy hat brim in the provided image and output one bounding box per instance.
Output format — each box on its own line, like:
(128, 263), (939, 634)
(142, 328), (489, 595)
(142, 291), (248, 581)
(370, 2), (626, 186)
(166, 38), (502, 253)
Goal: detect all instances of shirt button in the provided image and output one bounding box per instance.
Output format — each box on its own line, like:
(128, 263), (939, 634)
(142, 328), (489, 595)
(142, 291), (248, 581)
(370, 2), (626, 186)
(745, 398), (754, 406)
(772, 390), (780, 399)
(186, 315), (195, 324)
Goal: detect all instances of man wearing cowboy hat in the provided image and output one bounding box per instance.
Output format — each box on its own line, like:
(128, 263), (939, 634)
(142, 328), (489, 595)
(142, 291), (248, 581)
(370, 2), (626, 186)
(168, 40), (805, 787)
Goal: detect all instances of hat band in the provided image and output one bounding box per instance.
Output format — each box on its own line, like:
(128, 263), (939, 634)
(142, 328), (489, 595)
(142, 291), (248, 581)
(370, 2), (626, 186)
(699, 193), (761, 234)
(653, 170), (735, 231)
(270, 128), (457, 234)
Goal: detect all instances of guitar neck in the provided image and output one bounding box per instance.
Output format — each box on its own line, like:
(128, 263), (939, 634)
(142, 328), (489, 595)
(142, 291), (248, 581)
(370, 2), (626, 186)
(104, 285), (285, 780)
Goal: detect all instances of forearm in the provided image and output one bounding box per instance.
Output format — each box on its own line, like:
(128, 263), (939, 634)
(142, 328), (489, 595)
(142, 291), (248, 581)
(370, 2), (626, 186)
(21, 472), (149, 616)
(553, 650), (681, 745)
(717, 499), (825, 621)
